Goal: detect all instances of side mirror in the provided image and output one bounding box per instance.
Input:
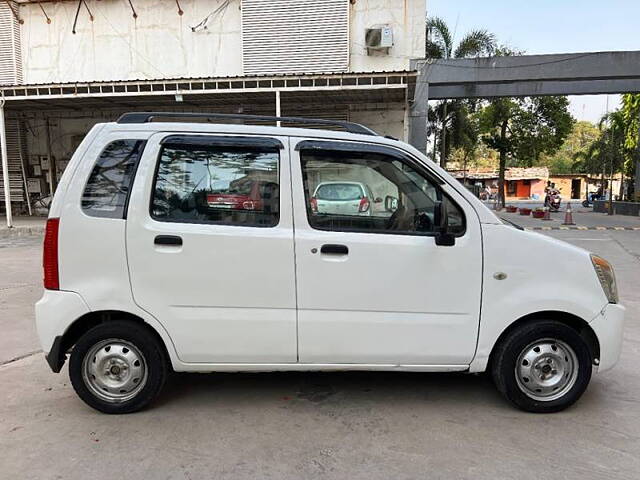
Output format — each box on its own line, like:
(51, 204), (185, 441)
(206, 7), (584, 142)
(434, 200), (455, 247)
(384, 195), (398, 212)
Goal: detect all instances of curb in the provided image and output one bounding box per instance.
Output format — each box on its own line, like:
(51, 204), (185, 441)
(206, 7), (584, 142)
(0, 226), (45, 239)
(525, 226), (640, 231)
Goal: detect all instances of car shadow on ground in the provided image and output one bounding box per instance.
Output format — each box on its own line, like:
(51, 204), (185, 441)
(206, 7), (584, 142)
(153, 369), (508, 411)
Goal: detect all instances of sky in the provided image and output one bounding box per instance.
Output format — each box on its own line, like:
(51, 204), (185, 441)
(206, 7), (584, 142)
(426, 0), (640, 123)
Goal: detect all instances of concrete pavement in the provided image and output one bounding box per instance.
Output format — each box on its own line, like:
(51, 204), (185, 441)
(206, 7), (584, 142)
(495, 204), (640, 231)
(1, 230), (639, 479)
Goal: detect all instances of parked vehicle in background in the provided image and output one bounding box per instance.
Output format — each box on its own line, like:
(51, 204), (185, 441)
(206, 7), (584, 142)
(582, 192), (603, 208)
(36, 112), (625, 415)
(206, 180), (278, 212)
(311, 181), (375, 216)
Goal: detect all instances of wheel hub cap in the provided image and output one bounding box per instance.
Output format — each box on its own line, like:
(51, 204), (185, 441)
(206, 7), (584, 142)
(82, 339), (148, 403)
(515, 339), (579, 402)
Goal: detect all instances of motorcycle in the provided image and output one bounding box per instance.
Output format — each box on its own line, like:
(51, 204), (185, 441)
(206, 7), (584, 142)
(544, 189), (561, 212)
(582, 192), (602, 208)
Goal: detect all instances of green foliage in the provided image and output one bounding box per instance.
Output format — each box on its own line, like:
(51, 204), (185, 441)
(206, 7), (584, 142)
(477, 93), (574, 205)
(478, 96), (575, 166)
(426, 17), (496, 60)
(573, 111), (628, 178)
(425, 17), (497, 166)
(540, 121), (600, 173)
(541, 121), (599, 174)
(622, 94), (640, 151)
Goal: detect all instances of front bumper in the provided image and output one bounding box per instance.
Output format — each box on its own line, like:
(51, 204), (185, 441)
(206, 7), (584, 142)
(590, 303), (626, 372)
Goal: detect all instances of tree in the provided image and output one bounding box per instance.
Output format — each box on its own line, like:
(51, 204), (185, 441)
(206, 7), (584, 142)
(478, 96), (574, 207)
(574, 111), (630, 200)
(540, 121), (599, 174)
(425, 17), (496, 168)
(621, 94), (640, 200)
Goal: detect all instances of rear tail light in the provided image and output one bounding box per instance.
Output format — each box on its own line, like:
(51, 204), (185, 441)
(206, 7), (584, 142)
(310, 197), (318, 213)
(358, 197), (370, 213)
(43, 218), (60, 290)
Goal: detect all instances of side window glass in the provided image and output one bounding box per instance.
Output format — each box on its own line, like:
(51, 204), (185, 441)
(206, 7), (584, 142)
(151, 141), (280, 227)
(300, 149), (465, 236)
(82, 139), (146, 218)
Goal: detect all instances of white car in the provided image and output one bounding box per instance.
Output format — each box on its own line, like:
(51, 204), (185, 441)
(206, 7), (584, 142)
(311, 181), (374, 216)
(36, 112), (624, 414)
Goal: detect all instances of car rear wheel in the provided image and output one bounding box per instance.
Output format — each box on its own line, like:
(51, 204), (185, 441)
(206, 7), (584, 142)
(491, 320), (593, 413)
(69, 321), (167, 414)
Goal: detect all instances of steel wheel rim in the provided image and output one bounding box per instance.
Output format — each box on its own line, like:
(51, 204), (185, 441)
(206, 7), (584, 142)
(515, 338), (579, 402)
(82, 339), (148, 403)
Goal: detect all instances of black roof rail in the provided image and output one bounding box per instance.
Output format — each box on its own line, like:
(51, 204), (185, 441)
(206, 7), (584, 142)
(116, 112), (378, 136)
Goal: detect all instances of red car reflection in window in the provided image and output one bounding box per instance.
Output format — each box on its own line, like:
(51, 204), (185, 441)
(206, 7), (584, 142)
(206, 181), (275, 211)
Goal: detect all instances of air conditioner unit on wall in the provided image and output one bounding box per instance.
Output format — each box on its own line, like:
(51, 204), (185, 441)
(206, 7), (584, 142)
(365, 25), (393, 54)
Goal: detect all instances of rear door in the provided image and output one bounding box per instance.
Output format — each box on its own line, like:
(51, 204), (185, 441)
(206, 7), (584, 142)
(126, 132), (297, 363)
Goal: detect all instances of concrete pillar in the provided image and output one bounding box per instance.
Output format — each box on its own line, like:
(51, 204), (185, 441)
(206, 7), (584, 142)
(0, 100), (12, 228)
(408, 61), (429, 154)
(275, 90), (281, 127)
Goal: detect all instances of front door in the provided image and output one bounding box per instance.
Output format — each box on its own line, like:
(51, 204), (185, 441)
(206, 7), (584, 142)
(126, 133), (297, 363)
(290, 139), (483, 365)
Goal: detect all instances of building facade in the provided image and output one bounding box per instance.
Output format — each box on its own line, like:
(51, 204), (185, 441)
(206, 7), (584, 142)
(451, 167), (550, 201)
(0, 0), (426, 218)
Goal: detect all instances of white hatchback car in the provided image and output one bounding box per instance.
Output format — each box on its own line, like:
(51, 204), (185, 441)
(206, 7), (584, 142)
(312, 181), (375, 216)
(36, 112), (625, 414)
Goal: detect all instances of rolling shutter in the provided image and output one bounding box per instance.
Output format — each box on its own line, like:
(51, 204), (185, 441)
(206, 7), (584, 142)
(0, 119), (27, 204)
(242, 0), (349, 75)
(0, 2), (22, 85)
(0, 3), (24, 206)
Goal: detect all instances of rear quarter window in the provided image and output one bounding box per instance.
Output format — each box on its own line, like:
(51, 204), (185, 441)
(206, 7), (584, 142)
(81, 140), (146, 218)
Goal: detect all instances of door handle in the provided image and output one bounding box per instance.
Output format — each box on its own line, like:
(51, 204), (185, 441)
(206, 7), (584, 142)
(320, 244), (348, 255)
(154, 235), (182, 246)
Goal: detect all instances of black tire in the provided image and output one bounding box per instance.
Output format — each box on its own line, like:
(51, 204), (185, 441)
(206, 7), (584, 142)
(69, 321), (168, 414)
(491, 320), (593, 413)
(582, 200), (590, 208)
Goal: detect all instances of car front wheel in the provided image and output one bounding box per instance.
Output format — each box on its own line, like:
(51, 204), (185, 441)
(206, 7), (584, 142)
(491, 320), (593, 413)
(69, 321), (167, 414)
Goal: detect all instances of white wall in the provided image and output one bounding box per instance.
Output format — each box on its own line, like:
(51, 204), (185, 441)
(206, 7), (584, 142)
(19, 0), (425, 84)
(349, 0), (426, 72)
(350, 108), (406, 139)
(20, 0), (242, 84)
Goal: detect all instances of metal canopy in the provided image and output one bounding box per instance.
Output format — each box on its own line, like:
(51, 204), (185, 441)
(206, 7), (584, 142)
(0, 71), (415, 115)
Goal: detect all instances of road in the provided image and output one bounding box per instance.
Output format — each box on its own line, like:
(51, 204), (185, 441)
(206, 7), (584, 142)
(1, 227), (639, 480)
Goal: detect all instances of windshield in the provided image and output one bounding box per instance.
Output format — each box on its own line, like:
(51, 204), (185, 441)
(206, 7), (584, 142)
(315, 183), (363, 201)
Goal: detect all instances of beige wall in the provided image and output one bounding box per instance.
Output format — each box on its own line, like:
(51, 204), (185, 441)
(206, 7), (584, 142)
(350, 107), (406, 140)
(19, 0), (426, 84)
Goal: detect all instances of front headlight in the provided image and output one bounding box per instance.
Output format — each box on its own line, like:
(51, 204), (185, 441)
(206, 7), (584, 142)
(591, 254), (618, 303)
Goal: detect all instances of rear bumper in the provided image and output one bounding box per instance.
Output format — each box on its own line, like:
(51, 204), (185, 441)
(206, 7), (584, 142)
(590, 303), (626, 372)
(35, 290), (90, 372)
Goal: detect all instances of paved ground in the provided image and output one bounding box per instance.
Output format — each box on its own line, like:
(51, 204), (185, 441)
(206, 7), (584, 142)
(491, 202), (640, 230)
(1, 218), (639, 479)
